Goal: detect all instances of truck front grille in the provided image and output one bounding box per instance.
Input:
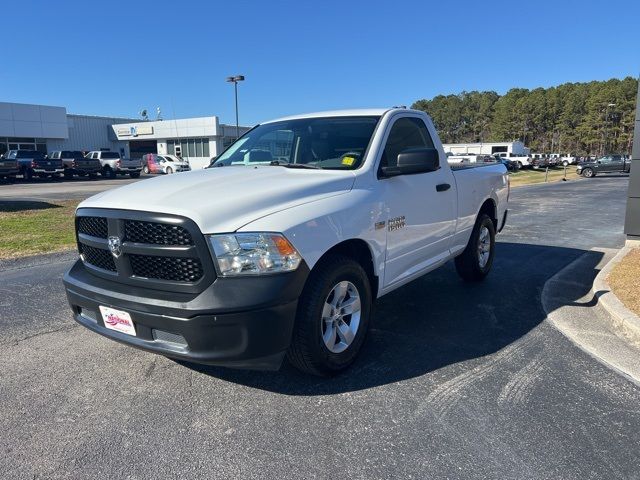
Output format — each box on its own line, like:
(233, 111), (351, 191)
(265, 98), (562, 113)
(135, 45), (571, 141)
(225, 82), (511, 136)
(124, 220), (193, 245)
(77, 216), (108, 239)
(130, 255), (203, 282)
(75, 210), (214, 292)
(80, 244), (116, 272)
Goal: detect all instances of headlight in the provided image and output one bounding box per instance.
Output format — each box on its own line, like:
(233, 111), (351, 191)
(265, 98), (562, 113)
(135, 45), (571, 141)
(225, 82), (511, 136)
(208, 233), (302, 276)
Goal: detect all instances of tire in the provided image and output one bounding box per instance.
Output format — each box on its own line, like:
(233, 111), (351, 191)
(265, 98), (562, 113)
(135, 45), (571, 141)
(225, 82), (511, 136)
(517, 161), (523, 169)
(88, 173), (97, 179)
(165, 167), (173, 174)
(582, 168), (595, 178)
(287, 254), (372, 376)
(455, 213), (496, 282)
(64, 170), (73, 179)
(130, 171), (140, 178)
(143, 165), (149, 174)
(103, 166), (116, 179)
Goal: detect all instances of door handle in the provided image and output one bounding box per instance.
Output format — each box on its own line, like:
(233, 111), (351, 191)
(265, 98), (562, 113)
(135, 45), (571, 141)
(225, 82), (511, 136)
(436, 183), (451, 192)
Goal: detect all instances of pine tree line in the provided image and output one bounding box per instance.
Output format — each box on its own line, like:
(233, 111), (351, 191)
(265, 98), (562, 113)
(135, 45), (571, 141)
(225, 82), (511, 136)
(411, 77), (638, 155)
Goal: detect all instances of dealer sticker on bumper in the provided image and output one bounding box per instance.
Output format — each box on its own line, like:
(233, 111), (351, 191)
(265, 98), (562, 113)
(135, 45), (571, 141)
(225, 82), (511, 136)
(99, 306), (137, 336)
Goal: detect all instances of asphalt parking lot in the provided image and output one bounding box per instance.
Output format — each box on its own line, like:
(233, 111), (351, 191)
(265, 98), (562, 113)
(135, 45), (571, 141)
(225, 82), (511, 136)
(0, 176), (143, 201)
(1, 176), (639, 479)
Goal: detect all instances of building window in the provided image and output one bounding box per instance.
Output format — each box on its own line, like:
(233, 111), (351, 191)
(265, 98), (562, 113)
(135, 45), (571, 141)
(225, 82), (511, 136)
(163, 138), (210, 158)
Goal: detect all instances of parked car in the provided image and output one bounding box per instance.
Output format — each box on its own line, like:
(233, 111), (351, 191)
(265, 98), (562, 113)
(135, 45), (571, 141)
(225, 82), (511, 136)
(559, 155), (577, 166)
(531, 157), (550, 169)
(0, 152), (19, 181)
(49, 151), (101, 179)
(576, 154), (631, 178)
(63, 108), (509, 376)
(143, 154), (191, 174)
(494, 152), (532, 169)
(85, 151), (142, 178)
(6, 149), (63, 180)
(490, 155), (519, 171)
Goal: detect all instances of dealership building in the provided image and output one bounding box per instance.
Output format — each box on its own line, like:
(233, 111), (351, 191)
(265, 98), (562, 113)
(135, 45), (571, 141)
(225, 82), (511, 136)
(0, 101), (250, 170)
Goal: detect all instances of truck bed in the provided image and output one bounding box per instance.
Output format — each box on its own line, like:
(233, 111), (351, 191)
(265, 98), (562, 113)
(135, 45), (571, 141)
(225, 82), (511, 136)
(449, 162), (502, 170)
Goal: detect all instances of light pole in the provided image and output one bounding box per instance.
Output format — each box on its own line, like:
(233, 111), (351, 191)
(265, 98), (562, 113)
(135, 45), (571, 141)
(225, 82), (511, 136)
(226, 75), (245, 139)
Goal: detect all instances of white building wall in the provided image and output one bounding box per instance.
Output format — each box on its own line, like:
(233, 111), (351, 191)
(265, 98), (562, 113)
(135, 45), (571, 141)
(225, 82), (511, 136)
(46, 114), (136, 156)
(442, 141), (529, 156)
(0, 102), (68, 139)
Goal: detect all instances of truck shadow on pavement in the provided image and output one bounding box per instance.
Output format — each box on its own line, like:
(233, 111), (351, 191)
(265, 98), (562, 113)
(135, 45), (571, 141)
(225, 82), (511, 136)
(0, 200), (63, 213)
(180, 242), (604, 395)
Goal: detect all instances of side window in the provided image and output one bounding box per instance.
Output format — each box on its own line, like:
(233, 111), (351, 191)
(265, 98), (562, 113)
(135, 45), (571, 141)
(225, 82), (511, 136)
(92, 153), (98, 159)
(600, 157), (611, 164)
(380, 117), (435, 171)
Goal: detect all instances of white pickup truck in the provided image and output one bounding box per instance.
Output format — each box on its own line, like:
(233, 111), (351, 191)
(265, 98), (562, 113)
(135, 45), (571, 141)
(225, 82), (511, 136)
(63, 108), (509, 376)
(85, 151), (142, 179)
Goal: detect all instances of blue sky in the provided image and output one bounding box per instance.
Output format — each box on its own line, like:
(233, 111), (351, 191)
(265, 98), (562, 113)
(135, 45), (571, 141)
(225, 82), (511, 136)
(1, 0), (638, 125)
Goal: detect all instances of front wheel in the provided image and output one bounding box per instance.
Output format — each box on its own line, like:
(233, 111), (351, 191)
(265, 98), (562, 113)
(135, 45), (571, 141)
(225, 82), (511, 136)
(582, 168), (595, 178)
(455, 213), (496, 282)
(287, 255), (372, 376)
(143, 165), (149, 174)
(165, 167), (173, 174)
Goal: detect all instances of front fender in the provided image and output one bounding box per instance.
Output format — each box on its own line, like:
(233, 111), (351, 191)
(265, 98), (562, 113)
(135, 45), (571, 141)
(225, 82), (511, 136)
(238, 189), (386, 285)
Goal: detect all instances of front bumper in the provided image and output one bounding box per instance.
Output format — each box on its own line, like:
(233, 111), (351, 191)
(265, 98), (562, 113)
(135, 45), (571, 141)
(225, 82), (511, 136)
(63, 259), (309, 370)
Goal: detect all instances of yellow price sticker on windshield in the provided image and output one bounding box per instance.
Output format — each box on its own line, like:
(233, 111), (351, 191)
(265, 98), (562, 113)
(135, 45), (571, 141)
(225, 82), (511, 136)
(342, 156), (355, 166)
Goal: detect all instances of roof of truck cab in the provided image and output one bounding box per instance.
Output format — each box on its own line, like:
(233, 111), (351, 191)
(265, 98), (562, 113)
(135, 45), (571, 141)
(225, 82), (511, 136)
(263, 108), (403, 124)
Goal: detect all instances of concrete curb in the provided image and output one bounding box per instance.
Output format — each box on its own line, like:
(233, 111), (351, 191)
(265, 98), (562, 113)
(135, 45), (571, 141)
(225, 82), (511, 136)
(592, 245), (640, 343)
(542, 248), (640, 384)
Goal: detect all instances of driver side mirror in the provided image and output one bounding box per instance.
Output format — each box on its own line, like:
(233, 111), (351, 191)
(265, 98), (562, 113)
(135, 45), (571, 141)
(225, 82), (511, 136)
(381, 147), (440, 178)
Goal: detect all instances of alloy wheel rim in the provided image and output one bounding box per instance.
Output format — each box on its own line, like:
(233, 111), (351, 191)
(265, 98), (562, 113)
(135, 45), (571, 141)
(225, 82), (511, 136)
(321, 281), (361, 354)
(477, 226), (491, 268)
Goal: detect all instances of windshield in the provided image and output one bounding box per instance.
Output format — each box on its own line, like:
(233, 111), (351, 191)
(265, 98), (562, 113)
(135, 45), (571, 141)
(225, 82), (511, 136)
(212, 116), (380, 170)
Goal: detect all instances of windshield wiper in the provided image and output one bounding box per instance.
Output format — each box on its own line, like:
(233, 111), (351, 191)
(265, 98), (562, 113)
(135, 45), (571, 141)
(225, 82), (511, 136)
(269, 160), (320, 169)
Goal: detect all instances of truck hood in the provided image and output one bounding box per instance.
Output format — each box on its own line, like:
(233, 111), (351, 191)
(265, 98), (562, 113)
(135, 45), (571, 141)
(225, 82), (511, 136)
(79, 166), (356, 233)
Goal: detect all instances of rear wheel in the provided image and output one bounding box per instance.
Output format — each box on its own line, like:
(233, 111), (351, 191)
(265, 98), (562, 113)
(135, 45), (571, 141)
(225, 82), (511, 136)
(582, 168), (595, 178)
(287, 255), (372, 376)
(455, 213), (496, 282)
(165, 166), (173, 174)
(103, 166), (116, 179)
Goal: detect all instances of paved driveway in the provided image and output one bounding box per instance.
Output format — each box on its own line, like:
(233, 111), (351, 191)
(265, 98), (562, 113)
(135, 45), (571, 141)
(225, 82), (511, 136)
(1, 176), (638, 479)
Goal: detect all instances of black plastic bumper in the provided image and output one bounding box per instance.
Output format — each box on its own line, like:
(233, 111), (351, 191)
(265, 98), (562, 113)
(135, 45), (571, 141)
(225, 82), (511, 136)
(63, 259), (309, 370)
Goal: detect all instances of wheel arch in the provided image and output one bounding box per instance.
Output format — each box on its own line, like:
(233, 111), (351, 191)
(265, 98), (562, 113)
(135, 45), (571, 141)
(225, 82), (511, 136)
(478, 197), (498, 231)
(312, 239), (379, 298)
